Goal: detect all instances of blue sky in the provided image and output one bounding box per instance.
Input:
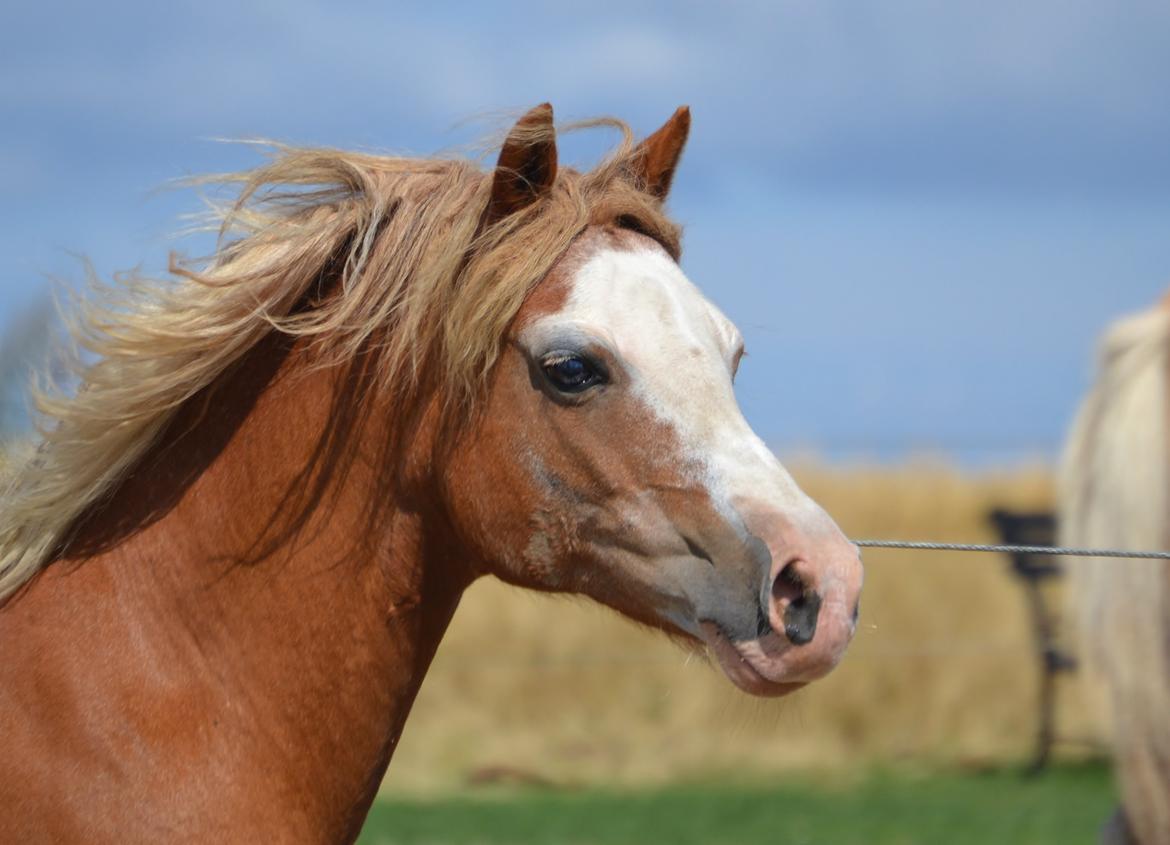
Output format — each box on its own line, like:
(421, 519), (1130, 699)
(3, 1), (1170, 461)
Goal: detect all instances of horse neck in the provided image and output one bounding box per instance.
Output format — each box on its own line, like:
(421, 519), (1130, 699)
(55, 335), (474, 833)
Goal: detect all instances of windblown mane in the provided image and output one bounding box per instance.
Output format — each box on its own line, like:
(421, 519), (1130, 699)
(0, 117), (681, 601)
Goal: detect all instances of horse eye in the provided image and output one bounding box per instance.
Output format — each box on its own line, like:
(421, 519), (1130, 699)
(542, 353), (603, 393)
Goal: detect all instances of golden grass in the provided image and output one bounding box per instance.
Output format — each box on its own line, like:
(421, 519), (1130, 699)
(384, 460), (1101, 794)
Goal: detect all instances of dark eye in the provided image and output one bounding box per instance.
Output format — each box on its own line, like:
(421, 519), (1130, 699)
(542, 353), (604, 393)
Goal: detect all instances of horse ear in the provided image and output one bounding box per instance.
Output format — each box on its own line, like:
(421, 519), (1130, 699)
(485, 103), (558, 225)
(631, 106), (691, 201)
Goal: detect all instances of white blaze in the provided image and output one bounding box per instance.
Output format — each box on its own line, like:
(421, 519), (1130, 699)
(523, 242), (825, 529)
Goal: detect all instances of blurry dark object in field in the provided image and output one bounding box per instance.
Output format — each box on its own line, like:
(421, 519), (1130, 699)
(988, 508), (1077, 774)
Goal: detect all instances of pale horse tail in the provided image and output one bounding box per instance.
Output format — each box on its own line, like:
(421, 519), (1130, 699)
(1059, 301), (1170, 845)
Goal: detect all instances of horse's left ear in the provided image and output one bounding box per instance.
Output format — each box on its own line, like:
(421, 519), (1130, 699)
(631, 106), (691, 201)
(485, 103), (558, 225)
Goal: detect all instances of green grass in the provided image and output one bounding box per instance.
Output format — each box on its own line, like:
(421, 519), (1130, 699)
(358, 764), (1114, 845)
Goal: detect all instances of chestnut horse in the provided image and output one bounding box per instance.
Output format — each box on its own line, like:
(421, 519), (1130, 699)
(1061, 295), (1170, 845)
(0, 105), (863, 843)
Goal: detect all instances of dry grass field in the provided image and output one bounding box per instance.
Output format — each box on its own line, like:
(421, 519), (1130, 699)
(384, 460), (1102, 794)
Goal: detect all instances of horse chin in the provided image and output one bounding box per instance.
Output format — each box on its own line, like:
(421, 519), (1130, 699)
(699, 622), (806, 698)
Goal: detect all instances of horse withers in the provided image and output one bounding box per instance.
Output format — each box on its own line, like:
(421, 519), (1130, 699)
(0, 105), (863, 842)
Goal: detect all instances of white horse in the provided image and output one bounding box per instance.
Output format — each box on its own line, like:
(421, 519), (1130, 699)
(1060, 295), (1170, 845)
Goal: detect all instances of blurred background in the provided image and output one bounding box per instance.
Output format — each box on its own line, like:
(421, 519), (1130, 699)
(4, 1), (1170, 842)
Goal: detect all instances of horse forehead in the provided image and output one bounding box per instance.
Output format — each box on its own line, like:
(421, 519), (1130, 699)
(557, 245), (735, 355)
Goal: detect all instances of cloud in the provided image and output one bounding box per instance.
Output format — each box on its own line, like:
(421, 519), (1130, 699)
(5, 0), (1169, 197)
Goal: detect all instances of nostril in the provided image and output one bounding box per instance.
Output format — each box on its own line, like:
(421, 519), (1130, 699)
(784, 592), (821, 646)
(773, 560), (821, 647)
(771, 560), (805, 605)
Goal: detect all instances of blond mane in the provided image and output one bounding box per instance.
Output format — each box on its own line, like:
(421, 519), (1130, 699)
(0, 118), (681, 601)
(1060, 300), (1170, 843)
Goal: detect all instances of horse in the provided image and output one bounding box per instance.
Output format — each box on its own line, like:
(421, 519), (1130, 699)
(1060, 295), (1170, 845)
(0, 104), (864, 843)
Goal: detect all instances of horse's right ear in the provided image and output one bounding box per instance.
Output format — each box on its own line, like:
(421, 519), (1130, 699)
(630, 106), (690, 201)
(484, 103), (558, 226)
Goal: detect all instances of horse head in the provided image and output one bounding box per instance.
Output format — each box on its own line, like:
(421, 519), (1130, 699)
(442, 105), (864, 696)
